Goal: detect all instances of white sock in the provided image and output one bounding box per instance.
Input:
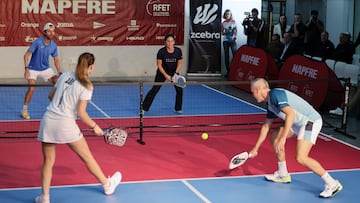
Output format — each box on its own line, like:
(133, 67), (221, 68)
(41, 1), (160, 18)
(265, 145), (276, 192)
(321, 172), (336, 185)
(23, 105), (28, 111)
(278, 161), (289, 177)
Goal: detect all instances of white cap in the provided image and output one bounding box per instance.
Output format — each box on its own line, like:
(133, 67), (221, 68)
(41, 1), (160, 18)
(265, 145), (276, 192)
(43, 22), (54, 31)
(341, 32), (351, 36)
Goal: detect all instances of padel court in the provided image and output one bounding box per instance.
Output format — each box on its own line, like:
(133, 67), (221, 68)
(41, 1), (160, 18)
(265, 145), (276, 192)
(0, 84), (360, 203)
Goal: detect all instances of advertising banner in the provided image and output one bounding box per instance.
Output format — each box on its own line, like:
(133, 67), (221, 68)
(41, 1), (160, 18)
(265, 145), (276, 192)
(0, 0), (184, 46)
(278, 55), (335, 109)
(229, 45), (276, 92)
(188, 0), (222, 74)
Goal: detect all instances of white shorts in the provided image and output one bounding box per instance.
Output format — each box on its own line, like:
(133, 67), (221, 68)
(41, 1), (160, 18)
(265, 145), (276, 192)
(29, 68), (55, 82)
(292, 119), (322, 144)
(38, 111), (83, 144)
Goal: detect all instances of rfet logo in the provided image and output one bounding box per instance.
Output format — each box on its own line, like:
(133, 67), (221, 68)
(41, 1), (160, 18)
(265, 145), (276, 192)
(193, 3), (218, 25)
(146, 0), (171, 16)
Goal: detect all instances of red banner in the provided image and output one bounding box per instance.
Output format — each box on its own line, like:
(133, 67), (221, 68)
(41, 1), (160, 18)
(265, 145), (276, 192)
(277, 55), (343, 109)
(229, 45), (278, 92)
(0, 0), (184, 46)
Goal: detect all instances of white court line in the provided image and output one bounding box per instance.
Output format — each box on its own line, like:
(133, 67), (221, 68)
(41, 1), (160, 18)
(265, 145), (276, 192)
(202, 84), (266, 112)
(1, 168), (359, 191)
(89, 101), (110, 118)
(181, 179), (211, 203)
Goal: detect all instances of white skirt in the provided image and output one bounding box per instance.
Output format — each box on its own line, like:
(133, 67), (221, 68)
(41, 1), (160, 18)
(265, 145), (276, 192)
(38, 111), (83, 144)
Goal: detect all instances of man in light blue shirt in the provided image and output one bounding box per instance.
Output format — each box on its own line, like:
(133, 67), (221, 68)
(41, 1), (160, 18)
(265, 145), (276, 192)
(22, 22), (61, 119)
(248, 78), (342, 198)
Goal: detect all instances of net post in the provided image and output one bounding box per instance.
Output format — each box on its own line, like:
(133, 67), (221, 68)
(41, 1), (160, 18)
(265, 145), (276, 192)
(334, 78), (356, 139)
(137, 82), (146, 145)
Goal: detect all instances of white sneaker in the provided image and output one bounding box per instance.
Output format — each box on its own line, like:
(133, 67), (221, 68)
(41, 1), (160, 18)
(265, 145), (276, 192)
(329, 107), (343, 116)
(319, 180), (343, 198)
(34, 195), (50, 203)
(103, 171), (122, 195)
(21, 110), (30, 120)
(265, 171), (291, 183)
(174, 109), (183, 114)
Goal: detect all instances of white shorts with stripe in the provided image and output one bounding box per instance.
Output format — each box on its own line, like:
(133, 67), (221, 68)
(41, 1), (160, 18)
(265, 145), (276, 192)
(292, 119), (322, 144)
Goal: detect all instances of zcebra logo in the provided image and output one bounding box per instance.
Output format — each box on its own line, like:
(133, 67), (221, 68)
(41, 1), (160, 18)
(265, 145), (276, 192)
(190, 3), (220, 40)
(193, 3), (218, 25)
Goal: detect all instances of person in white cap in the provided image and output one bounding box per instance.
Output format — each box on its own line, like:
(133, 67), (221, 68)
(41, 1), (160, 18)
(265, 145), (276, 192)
(22, 22), (62, 120)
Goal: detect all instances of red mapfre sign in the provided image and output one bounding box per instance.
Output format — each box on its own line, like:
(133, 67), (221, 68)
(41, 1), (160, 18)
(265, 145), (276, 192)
(277, 55), (336, 109)
(229, 45), (278, 92)
(0, 0), (184, 46)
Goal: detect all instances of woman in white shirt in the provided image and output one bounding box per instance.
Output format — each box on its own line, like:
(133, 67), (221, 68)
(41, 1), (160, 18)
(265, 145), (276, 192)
(273, 15), (291, 43)
(35, 52), (121, 203)
(221, 9), (237, 77)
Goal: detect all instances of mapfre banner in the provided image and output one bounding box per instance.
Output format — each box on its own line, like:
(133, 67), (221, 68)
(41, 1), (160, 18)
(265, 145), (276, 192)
(0, 0), (184, 46)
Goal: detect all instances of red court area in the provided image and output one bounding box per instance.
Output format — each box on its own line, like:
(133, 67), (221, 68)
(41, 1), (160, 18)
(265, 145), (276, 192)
(1, 116), (360, 189)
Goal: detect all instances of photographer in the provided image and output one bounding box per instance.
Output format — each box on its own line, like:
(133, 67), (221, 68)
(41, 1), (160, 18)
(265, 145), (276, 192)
(289, 13), (306, 55)
(242, 8), (265, 49)
(305, 10), (324, 56)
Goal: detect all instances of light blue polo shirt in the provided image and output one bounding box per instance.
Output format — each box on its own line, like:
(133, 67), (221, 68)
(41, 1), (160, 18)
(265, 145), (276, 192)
(267, 88), (321, 127)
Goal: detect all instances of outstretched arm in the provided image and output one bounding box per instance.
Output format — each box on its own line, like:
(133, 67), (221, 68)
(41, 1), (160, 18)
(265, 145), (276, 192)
(250, 118), (273, 157)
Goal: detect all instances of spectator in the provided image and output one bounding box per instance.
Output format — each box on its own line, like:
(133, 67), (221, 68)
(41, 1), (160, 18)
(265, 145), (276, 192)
(265, 34), (284, 68)
(280, 32), (299, 63)
(332, 32), (355, 64)
(305, 10), (324, 56)
(273, 15), (291, 43)
(319, 31), (335, 60)
(242, 8), (266, 49)
(221, 9), (237, 77)
(289, 13), (306, 54)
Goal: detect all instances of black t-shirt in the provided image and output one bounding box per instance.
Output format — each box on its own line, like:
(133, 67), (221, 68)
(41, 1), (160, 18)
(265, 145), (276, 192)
(157, 47), (183, 75)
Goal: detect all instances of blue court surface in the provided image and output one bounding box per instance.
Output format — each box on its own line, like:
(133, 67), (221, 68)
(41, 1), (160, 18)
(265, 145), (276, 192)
(0, 169), (358, 203)
(0, 85), (264, 120)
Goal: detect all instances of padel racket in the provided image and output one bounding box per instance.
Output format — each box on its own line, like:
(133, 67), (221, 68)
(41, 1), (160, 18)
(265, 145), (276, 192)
(103, 127), (128, 147)
(229, 152), (252, 169)
(171, 74), (186, 88)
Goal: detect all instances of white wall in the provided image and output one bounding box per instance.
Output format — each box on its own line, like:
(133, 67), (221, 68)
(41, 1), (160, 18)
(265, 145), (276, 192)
(326, 0), (354, 46)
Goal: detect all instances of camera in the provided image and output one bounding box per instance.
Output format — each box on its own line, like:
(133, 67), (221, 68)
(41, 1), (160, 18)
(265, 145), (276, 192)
(242, 14), (254, 26)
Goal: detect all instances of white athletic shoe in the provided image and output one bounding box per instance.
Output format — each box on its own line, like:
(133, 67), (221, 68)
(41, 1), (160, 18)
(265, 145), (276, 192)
(319, 180), (343, 198)
(265, 171), (291, 183)
(34, 195), (50, 203)
(21, 110), (30, 120)
(329, 107), (343, 116)
(174, 109), (183, 114)
(103, 171), (122, 195)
